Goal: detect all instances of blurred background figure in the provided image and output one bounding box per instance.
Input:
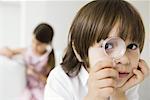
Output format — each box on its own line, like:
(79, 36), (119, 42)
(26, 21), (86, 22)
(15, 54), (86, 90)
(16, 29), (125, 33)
(0, 23), (55, 100)
(0, 2), (87, 100)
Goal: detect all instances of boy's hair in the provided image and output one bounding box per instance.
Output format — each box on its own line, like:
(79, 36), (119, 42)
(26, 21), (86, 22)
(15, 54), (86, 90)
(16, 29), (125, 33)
(33, 23), (54, 44)
(61, 0), (145, 77)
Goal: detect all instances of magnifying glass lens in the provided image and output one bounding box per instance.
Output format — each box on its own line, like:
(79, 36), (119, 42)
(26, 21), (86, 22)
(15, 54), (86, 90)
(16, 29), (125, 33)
(103, 37), (126, 59)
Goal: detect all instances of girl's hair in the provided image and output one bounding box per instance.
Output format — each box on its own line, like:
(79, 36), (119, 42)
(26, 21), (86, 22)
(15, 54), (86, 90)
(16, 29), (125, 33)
(33, 23), (54, 44)
(61, 0), (145, 77)
(47, 49), (55, 75)
(34, 23), (55, 72)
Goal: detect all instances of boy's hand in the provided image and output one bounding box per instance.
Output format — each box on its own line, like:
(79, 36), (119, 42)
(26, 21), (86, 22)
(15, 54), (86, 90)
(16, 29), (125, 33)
(118, 59), (149, 92)
(85, 60), (118, 100)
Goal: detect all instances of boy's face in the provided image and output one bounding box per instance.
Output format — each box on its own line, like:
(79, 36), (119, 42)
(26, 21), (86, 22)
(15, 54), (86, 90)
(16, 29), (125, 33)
(88, 26), (140, 88)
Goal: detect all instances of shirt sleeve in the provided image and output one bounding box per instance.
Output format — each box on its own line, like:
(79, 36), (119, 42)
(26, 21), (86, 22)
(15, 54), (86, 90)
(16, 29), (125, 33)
(44, 67), (73, 100)
(126, 85), (139, 100)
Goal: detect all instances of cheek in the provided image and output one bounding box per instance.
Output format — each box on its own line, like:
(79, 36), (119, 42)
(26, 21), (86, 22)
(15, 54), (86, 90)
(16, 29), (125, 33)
(128, 51), (140, 69)
(32, 42), (36, 49)
(37, 46), (44, 52)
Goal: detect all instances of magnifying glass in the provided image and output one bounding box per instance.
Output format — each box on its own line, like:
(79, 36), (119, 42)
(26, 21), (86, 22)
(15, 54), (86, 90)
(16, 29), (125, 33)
(101, 37), (126, 66)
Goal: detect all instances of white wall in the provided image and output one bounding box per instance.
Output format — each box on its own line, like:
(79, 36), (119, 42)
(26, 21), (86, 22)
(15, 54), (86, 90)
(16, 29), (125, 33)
(0, 2), (21, 48)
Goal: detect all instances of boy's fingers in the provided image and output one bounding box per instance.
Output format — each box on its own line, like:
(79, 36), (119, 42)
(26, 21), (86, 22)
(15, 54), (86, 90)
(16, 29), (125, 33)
(139, 59), (149, 77)
(121, 69), (144, 91)
(91, 60), (113, 73)
(95, 68), (118, 80)
(96, 78), (116, 88)
(133, 69), (144, 83)
(98, 87), (114, 97)
(121, 75), (135, 91)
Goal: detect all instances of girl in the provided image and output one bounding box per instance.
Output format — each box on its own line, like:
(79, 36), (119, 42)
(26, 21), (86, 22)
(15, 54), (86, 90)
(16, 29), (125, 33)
(44, 0), (149, 100)
(0, 23), (55, 100)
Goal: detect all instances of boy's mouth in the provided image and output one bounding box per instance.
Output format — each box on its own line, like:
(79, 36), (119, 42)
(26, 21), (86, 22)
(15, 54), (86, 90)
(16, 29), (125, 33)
(118, 72), (130, 78)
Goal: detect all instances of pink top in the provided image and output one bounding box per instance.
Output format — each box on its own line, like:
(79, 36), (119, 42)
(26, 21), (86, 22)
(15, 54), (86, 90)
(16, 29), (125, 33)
(23, 47), (51, 89)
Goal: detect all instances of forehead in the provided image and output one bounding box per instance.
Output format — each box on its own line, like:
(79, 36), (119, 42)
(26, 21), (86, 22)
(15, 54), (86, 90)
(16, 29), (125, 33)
(108, 24), (133, 44)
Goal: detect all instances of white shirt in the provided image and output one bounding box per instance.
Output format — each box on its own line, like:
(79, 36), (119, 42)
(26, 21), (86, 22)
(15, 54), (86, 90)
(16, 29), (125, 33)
(44, 65), (139, 100)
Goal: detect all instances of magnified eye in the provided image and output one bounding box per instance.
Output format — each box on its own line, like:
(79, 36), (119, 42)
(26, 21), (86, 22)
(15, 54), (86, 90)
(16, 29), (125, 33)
(105, 43), (113, 50)
(127, 43), (138, 50)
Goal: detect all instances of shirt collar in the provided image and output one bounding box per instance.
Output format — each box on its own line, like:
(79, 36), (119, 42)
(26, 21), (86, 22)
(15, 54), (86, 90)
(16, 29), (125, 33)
(78, 66), (89, 86)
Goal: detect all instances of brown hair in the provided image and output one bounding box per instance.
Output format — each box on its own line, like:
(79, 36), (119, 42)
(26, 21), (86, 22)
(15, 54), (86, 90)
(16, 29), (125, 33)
(33, 23), (54, 44)
(61, 0), (145, 77)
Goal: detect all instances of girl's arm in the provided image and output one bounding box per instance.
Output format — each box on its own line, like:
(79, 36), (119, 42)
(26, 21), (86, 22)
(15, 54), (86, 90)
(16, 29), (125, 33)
(27, 65), (50, 85)
(39, 49), (55, 83)
(27, 49), (55, 85)
(0, 47), (25, 58)
(39, 64), (54, 84)
(10, 48), (26, 55)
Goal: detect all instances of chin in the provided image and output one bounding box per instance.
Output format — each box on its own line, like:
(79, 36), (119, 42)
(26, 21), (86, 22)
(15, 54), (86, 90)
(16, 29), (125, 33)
(116, 78), (128, 88)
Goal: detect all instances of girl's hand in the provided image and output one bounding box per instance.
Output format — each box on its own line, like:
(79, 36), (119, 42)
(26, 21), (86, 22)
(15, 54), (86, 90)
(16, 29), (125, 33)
(119, 59), (149, 92)
(27, 65), (47, 84)
(0, 47), (14, 58)
(39, 74), (47, 85)
(85, 60), (118, 100)
(27, 66), (37, 76)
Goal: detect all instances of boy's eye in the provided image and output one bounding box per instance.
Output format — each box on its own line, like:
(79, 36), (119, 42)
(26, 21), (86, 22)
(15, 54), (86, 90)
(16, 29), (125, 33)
(105, 43), (113, 50)
(127, 43), (138, 50)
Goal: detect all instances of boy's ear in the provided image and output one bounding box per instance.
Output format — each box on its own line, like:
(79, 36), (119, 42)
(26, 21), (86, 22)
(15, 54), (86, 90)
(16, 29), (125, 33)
(72, 42), (83, 62)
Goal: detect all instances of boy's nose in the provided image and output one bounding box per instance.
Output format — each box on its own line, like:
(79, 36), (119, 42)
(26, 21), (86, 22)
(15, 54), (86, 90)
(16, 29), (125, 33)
(115, 53), (130, 65)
